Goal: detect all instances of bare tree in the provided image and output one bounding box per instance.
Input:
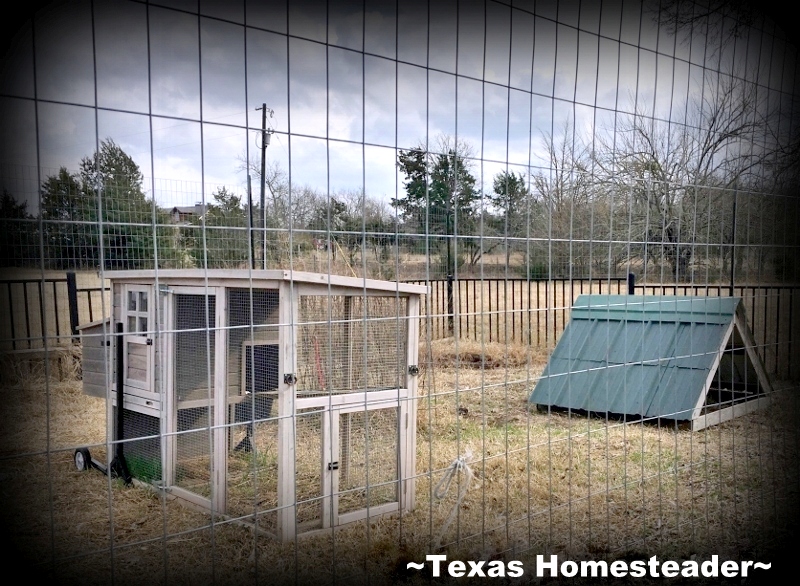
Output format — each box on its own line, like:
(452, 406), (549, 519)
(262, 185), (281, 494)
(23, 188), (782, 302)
(237, 158), (333, 266)
(591, 74), (776, 281)
(530, 120), (597, 278)
(650, 0), (761, 58)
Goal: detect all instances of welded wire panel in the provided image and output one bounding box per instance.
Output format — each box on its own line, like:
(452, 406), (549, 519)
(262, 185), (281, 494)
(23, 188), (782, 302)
(173, 293), (215, 498)
(3, 0), (800, 583)
(296, 295), (408, 394)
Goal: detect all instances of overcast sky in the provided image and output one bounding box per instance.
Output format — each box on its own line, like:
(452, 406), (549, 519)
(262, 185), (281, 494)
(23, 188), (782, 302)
(1, 0), (797, 211)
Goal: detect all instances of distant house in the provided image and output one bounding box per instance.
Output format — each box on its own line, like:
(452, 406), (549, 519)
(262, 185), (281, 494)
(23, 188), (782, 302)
(170, 203), (206, 225)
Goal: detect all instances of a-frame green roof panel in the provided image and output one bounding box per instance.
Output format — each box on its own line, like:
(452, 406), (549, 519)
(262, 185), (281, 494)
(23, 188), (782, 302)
(529, 295), (741, 421)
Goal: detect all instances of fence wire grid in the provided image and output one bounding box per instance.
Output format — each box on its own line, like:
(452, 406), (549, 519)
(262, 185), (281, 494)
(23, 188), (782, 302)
(1, 1), (799, 585)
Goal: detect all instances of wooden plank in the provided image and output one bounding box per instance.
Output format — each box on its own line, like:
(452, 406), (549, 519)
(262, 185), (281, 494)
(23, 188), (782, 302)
(169, 485), (212, 511)
(322, 410), (335, 529)
(162, 288), (176, 491)
(104, 269), (428, 295)
(127, 350), (148, 370)
(83, 370), (111, 389)
(82, 380), (108, 399)
(404, 294), (420, 512)
(337, 502), (398, 526)
(110, 394), (161, 417)
(295, 389), (408, 411)
(82, 355), (111, 374)
(0, 346), (71, 358)
(735, 307), (774, 395)
(691, 318), (735, 421)
(277, 281), (297, 541)
(76, 317), (111, 331)
(127, 365), (148, 382)
(213, 286), (227, 514)
(692, 396), (771, 431)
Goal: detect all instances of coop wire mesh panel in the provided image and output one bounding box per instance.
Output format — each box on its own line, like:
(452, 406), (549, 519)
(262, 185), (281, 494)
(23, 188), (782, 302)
(173, 293), (216, 499)
(226, 288), (280, 526)
(296, 295), (408, 395)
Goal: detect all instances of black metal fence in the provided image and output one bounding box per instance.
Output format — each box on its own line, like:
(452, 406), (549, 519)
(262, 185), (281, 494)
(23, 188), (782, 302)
(1, 273), (796, 379)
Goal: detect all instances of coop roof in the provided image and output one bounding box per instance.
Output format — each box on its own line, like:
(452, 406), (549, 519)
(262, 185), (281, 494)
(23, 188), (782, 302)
(528, 295), (773, 430)
(103, 269), (428, 295)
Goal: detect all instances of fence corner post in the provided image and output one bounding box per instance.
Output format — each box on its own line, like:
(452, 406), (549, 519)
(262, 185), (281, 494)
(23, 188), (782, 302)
(627, 272), (636, 295)
(66, 271), (79, 340)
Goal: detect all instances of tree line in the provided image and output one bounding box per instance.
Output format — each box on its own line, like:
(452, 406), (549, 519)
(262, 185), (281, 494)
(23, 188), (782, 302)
(1, 72), (798, 282)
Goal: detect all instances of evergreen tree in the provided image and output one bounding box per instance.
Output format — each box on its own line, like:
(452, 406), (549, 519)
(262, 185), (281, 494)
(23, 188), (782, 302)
(490, 170), (531, 265)
(40, 139), (176, 269)
(393, 136), (478, 275)
(187, 187), (250, 268)
(0, 190), (35, 267)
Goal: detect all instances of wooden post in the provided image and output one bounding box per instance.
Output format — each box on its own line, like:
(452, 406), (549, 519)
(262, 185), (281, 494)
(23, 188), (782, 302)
(341, 296), (353, 484)
(277, 282), (298, 540)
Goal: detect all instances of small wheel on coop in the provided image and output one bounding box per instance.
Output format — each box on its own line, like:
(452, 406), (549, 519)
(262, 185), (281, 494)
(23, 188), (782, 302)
(74, 448), (92, 472)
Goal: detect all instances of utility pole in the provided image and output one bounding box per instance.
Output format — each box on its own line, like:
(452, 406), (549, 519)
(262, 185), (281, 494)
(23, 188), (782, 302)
(729, 188), (737, 297)
(256, 104), (274, 269)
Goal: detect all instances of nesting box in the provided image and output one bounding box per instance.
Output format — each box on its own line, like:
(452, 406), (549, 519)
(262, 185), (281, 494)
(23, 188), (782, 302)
(82, 270), (425, 540)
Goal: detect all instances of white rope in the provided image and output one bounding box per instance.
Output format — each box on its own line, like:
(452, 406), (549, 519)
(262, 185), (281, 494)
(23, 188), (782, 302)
(433, 451), (473, 549)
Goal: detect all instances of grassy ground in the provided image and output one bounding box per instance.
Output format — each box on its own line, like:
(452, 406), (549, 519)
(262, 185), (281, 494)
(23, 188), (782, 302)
(0, 341), (798, 585)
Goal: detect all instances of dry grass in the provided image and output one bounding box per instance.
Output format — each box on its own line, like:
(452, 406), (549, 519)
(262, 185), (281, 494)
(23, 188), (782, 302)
(1, 341), (798, 585)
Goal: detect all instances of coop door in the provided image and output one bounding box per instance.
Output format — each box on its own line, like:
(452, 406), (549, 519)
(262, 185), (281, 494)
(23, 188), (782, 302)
(320, 405), (401, 529)
(122, 285), (155, 401)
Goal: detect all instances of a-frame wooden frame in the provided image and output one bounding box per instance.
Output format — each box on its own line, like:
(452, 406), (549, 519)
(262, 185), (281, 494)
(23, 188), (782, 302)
(690, 302), (774, 431)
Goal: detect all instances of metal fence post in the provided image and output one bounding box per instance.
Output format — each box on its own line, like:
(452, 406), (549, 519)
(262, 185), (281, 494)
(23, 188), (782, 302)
(447, 274), (454, 335)
(66, 271), (79, 341)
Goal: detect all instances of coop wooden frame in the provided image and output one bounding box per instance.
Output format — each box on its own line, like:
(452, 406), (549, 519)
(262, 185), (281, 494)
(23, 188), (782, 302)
(79, 270), (426, 541)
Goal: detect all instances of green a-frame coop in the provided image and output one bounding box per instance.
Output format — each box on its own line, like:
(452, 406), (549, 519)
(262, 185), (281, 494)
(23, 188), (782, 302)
(529, 295), (773, 430)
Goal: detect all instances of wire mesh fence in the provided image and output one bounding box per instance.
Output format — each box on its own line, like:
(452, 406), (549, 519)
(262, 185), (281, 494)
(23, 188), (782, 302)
(1, 1), (799, 584)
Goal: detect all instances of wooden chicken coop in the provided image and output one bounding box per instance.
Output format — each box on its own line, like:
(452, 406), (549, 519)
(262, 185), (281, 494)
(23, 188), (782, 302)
(78, 270), (426, 540)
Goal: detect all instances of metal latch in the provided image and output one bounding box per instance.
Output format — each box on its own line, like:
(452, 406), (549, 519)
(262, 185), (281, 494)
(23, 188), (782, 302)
(328, 462), (339, 471)
(408, 365), (419, 376)
(284, 373), (297, 385)
(146, 339), (153, 345)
